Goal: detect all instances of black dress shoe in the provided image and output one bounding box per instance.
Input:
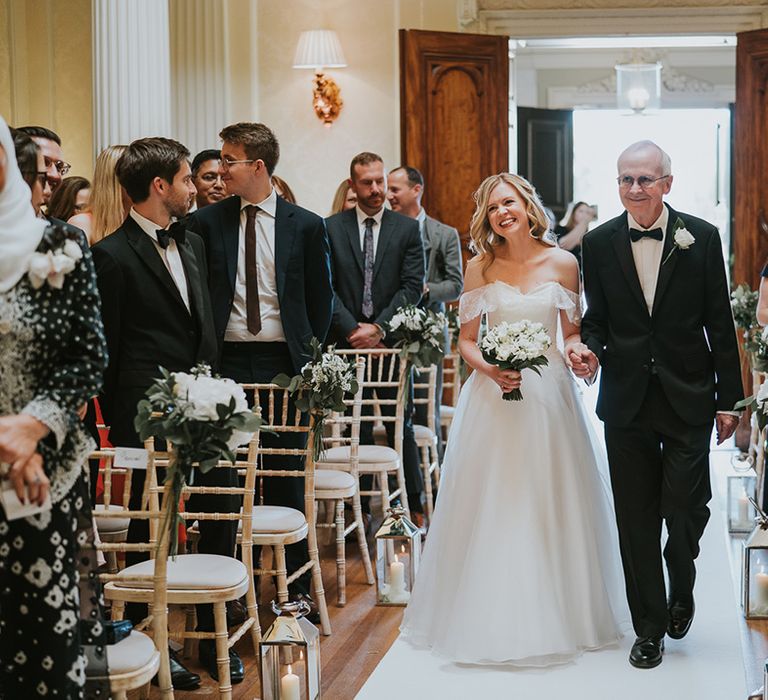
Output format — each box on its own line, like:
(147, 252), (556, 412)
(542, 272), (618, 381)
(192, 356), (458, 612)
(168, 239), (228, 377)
(198, 640), (245, 684)
(629, 636), (664, 669)
(226, 598), (248, 627)
(667, 598), (694, 639)
(290, 592), (321, 625)
(152, 649), (201, 690)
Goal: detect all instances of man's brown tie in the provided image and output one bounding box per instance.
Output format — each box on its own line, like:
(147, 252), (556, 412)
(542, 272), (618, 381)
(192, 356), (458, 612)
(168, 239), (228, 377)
(244, 205), (262, 335)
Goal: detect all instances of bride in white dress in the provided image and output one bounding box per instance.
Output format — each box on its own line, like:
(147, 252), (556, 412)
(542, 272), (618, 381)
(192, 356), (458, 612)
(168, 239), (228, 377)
(400, 173), (629, 666)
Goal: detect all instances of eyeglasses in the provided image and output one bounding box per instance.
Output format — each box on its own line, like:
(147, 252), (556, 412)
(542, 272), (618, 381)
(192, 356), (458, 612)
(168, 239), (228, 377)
(220, 157), (255, 170)
(616, 174), (669, 189)
(43, 157), (71, 176)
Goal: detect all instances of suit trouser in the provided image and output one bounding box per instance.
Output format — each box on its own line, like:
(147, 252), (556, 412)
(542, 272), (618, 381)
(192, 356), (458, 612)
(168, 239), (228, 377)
(360, 370), (424, 514)
(221, 341), (312, 596)
(603, 376), (712, 639)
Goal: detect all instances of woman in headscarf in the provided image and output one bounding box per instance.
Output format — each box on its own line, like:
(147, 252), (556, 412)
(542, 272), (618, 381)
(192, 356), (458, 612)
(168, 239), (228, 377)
(0, 116), (109, 698)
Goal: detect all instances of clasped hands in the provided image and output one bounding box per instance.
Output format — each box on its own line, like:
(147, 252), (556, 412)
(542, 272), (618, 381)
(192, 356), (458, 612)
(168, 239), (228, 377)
(566, 342), (599, 381)
(347, 322), (385, 349)
(0, 414), (50, 506)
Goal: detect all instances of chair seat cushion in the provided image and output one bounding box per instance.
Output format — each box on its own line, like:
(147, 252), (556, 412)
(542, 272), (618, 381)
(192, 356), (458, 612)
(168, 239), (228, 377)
(319, 445), (398, 464)
(115, 554), (247, 590)
(249, 505), (306, 533)
(440, 405), (455, 417)
(94, 504), (130, 533)
(413, 424), (435, 440)
(106, 630), (157, 674)
(315, 470), (356, 492)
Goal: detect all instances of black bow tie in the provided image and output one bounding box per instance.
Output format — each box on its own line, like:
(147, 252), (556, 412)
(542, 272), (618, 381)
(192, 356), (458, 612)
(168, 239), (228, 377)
(155, 221), (186, 249)
(629, 227), (663, 242)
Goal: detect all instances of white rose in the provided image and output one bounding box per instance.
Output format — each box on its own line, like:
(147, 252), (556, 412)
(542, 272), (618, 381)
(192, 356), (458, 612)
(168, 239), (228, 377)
(226, 429), (254, 451)
(62, 239), (83, 261)
(674, 227), (695, 250)
(28, 252), (53, 289)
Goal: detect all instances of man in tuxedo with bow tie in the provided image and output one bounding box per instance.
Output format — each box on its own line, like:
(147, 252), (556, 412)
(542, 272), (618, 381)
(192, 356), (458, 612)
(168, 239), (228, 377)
(574, 140), (743, 669)
(92, 137), (232, 689)
(188, 122), (333, 625)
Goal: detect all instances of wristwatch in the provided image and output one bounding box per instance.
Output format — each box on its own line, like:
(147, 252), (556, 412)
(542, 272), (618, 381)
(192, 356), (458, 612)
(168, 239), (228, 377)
(374, 323), (386, 340)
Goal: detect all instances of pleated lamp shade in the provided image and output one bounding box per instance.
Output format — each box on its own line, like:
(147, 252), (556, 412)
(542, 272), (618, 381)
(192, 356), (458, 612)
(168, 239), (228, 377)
(293, 30), (347, 70)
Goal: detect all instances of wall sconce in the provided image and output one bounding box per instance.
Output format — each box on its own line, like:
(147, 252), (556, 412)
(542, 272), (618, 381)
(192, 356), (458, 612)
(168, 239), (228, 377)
(615, 61), (661, 113)
(293, 30), (347, 127)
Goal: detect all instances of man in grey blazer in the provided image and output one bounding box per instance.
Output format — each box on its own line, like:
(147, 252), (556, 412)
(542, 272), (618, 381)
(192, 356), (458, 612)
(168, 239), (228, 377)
(326, 152), (426, 523)
(388, 166), (463, 454)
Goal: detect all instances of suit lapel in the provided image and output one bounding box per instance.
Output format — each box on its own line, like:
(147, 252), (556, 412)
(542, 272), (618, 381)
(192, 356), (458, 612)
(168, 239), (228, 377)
(424, 217), (436, 279)
(274, 196), (296, 299)
(611, 213), (649, 316)
(177, 236), (205, 327)
(651, 204), (679, 316)
(343, 210), (364, 274)
(373, 210), (395, 278)
(124, 218), (188, 312)
(221, 197), (241, 292)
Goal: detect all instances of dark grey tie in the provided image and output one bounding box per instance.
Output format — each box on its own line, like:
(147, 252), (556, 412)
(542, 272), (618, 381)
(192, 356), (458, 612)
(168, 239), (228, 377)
(361, 217), (375, 318)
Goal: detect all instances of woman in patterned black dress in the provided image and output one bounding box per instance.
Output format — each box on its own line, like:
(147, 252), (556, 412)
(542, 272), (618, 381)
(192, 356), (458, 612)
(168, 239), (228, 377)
(0, 116), (109, 698)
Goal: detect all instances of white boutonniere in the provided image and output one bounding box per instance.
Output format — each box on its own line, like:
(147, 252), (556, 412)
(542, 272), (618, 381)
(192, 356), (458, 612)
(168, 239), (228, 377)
(662, 217), (694, 265)
(27, 226), (83, 290)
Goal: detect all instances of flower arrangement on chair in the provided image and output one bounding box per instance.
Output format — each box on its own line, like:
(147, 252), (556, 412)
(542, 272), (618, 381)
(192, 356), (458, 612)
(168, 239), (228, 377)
(134, 363), (262, 554)
(273, 338), (360, 460)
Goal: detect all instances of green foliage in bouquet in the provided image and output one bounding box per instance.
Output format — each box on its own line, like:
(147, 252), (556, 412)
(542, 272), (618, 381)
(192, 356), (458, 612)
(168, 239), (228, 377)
(134, 364), (262, 554)
(273, 338), (359, 460)
(386, 304), (447, 369)
(731, 283), (759, 333)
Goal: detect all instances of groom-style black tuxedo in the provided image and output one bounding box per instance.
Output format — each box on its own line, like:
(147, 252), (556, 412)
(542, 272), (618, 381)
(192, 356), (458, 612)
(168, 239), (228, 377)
(92, 213), (235, 632)
(581, 202), (743, 640)
(325, 206), (425, 513)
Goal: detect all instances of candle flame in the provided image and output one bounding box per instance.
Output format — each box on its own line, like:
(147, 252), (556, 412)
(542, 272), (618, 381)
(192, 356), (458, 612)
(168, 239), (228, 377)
(394, 553), (399, 563)
(400, 544), (406, 554)
(299, 651), (304, 661)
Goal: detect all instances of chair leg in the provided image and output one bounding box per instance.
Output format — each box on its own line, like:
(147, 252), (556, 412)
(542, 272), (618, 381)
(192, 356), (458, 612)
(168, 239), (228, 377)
(306, 520), (332, 636)
(213, 601), (233, 699)
(352, 491), (374, 585)
(113, 691), (128, 700)
(334, 499), (346, 606)
(378, 472), (391, 518)
(420, 444), (434, 523)
(183, 605), (196, 658)
(395, 462), (410, 520)
(274, 545), (290, 604)
(324, 497), (336, 545)
(243, 551), (262, 655)
(111, 600), (125, 621)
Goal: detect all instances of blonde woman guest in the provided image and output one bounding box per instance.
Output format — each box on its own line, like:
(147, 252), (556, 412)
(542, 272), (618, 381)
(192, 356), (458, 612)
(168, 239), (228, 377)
(400, 173), (628, 664)
(330, 178), (357, 214)
(69, 145), (130, 244)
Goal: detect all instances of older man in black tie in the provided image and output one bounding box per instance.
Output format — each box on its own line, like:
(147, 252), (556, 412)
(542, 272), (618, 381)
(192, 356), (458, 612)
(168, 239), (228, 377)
(574, 140), (743, 670)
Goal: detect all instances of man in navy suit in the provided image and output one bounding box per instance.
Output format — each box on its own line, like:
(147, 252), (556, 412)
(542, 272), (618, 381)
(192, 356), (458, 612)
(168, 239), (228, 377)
(189, 122), (333, 623)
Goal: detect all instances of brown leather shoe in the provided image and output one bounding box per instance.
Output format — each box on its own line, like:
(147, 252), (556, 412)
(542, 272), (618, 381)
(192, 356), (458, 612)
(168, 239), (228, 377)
(410, 511), (425, 530)
(226, 598), (248, 627)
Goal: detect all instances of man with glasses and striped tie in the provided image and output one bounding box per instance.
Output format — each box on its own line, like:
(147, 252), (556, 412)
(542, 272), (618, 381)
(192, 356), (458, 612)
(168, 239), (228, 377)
(573, 140), (743, 670)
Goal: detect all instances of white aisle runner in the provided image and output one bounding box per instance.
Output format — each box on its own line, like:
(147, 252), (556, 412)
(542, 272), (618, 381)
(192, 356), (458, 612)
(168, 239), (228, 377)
(357, 490), (747, 700)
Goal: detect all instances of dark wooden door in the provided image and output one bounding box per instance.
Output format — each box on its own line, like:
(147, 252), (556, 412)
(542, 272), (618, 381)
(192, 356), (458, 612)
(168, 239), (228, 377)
(400, 29), (509, 265)
(734, 28), (768, 289)
(517, 107), (573, 222)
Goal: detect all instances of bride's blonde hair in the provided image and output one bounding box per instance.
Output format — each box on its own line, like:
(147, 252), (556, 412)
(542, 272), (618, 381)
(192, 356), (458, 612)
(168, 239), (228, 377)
(469, 173), (552, 273)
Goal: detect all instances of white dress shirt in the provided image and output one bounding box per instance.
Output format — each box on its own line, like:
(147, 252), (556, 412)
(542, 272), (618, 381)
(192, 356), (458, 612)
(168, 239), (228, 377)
(224, 189), (286, 342)
(129, 208), (190, 312)
(356, 205), (385, 256)
(628, 207), (669, 315)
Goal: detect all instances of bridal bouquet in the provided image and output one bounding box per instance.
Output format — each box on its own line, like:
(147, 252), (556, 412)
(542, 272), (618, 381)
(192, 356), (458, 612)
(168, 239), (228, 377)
(134, 363), (262, 554)
(273, 338), (359, 460)
(480, 320), (551, 401)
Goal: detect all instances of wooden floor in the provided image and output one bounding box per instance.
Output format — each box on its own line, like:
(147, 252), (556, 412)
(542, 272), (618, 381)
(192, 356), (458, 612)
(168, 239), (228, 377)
(133, 484), (768, 700)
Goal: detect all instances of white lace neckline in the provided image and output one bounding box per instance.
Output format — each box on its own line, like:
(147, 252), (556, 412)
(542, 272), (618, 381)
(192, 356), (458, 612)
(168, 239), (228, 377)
(477, 279), (578, 299)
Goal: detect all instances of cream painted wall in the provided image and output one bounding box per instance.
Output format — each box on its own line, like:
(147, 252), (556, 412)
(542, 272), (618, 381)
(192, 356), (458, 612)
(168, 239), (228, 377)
(0, 0), (93, 177)
(252, 0), (459, 216)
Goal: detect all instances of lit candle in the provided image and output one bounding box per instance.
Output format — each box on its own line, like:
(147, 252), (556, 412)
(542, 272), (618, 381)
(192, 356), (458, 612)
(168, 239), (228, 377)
(390, 554), (405, 595)
(281, 664), (300, 700)
(738, 492), (751, 524)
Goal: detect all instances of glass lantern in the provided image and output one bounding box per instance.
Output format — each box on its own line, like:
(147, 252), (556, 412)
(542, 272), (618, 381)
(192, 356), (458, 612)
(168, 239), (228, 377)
(743, 507), (768, 619)
(728, 473), (758, 533)
(615, 62), (661, 113)
(259, 600), (321, 700)
(374, 506), (422, 606)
